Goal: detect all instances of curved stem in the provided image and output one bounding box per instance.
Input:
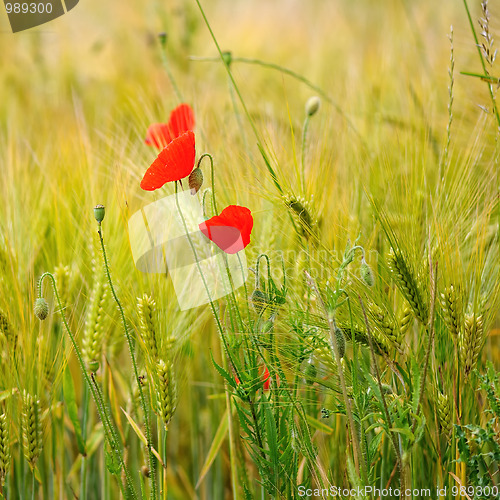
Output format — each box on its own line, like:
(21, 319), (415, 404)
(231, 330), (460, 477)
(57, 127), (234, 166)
(255, 254), (272, 291)
(96, 224), (157, 500)
(197, 153), (218, 215)
(173, 183), (238, 374)
(192, 0), (284, 195)
(38, 272), (137, 499)
(301, 116), (310, 192)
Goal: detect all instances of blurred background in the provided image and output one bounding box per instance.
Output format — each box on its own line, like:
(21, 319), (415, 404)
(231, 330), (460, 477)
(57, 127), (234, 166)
(0, 0), (499, 498)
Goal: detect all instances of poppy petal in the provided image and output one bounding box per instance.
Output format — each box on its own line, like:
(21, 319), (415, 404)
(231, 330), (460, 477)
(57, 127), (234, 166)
(262, 366), (271, 391)
(145, 104), (195, 150)
(168, 103), (195, 139)
(199, 205), (253, 254)
(140, 131), (196, 191)
(145, 123), (173, 149)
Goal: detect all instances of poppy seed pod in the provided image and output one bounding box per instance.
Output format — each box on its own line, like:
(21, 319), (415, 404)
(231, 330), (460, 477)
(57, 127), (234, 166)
(305, 96), (321, 117)
(188, 167), (203, 195)
(94, 205), (105, 223)
(34, 298), (49, 320)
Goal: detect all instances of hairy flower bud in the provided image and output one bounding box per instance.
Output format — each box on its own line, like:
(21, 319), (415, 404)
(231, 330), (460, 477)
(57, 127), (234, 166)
(34, 298), (49, 320)
(251, 289), (267, 314)
(360, 257), (375, 287)
(333, 327), (346, 359)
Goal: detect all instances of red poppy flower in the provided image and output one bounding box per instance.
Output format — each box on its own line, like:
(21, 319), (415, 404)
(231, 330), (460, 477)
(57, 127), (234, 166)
(234, 365), (277, 391)
(262, 366), (280, 391)
(199, 205), (253, 254)
(261, 366), (271, 391)
(140, 131), (196, 191)
(145, 103), (195, 149)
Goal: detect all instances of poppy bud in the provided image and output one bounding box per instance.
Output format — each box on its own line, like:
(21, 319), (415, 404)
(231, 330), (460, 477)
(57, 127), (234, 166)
(188, 167), (203, 195)
(305, 96), (321, 117)
(34, 298), (49, 320)
(333, 327), (345, 359)
(360, 257), (374, 287)
(251, 289), (267, 314)
(94, 205), (105, 224)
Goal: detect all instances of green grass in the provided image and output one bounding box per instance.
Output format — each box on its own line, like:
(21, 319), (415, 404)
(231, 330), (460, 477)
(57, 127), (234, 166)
(0, 0), (499, 498)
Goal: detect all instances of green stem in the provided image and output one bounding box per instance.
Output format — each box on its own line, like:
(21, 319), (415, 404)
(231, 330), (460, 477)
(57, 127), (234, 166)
(31, 468), (35, 500)
(173, 183), (248, 496)
(301, 115), (310, 192)
(412, 263), (438, 432)
(96, 223), (157, 500)
(221, 353), (240, 500)
(359, 297), (402, 496)
(236, 252), (253, 329)
(158, 36), (183, 102)
(38, 272), (137, 499)
(222, 254), (244, 331)
(197, 153), (218, 215)
(173, 183), (239, 375)
(159, 427), (167, 500)
(80, 383), (89, 500)
(192, 0), (284, 195)
(305, 272), (365, 484)
(255, 254), (271, 290)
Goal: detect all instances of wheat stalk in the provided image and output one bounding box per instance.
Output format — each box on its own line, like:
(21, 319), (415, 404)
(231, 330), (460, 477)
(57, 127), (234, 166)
(459, 313), (485, 378)
(82, 278), (109, 371)
(22, 391), (42, 469)
(387, 248), (429, 324)
(0, 413), (10, 488)
(155, 360), (177, 431)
